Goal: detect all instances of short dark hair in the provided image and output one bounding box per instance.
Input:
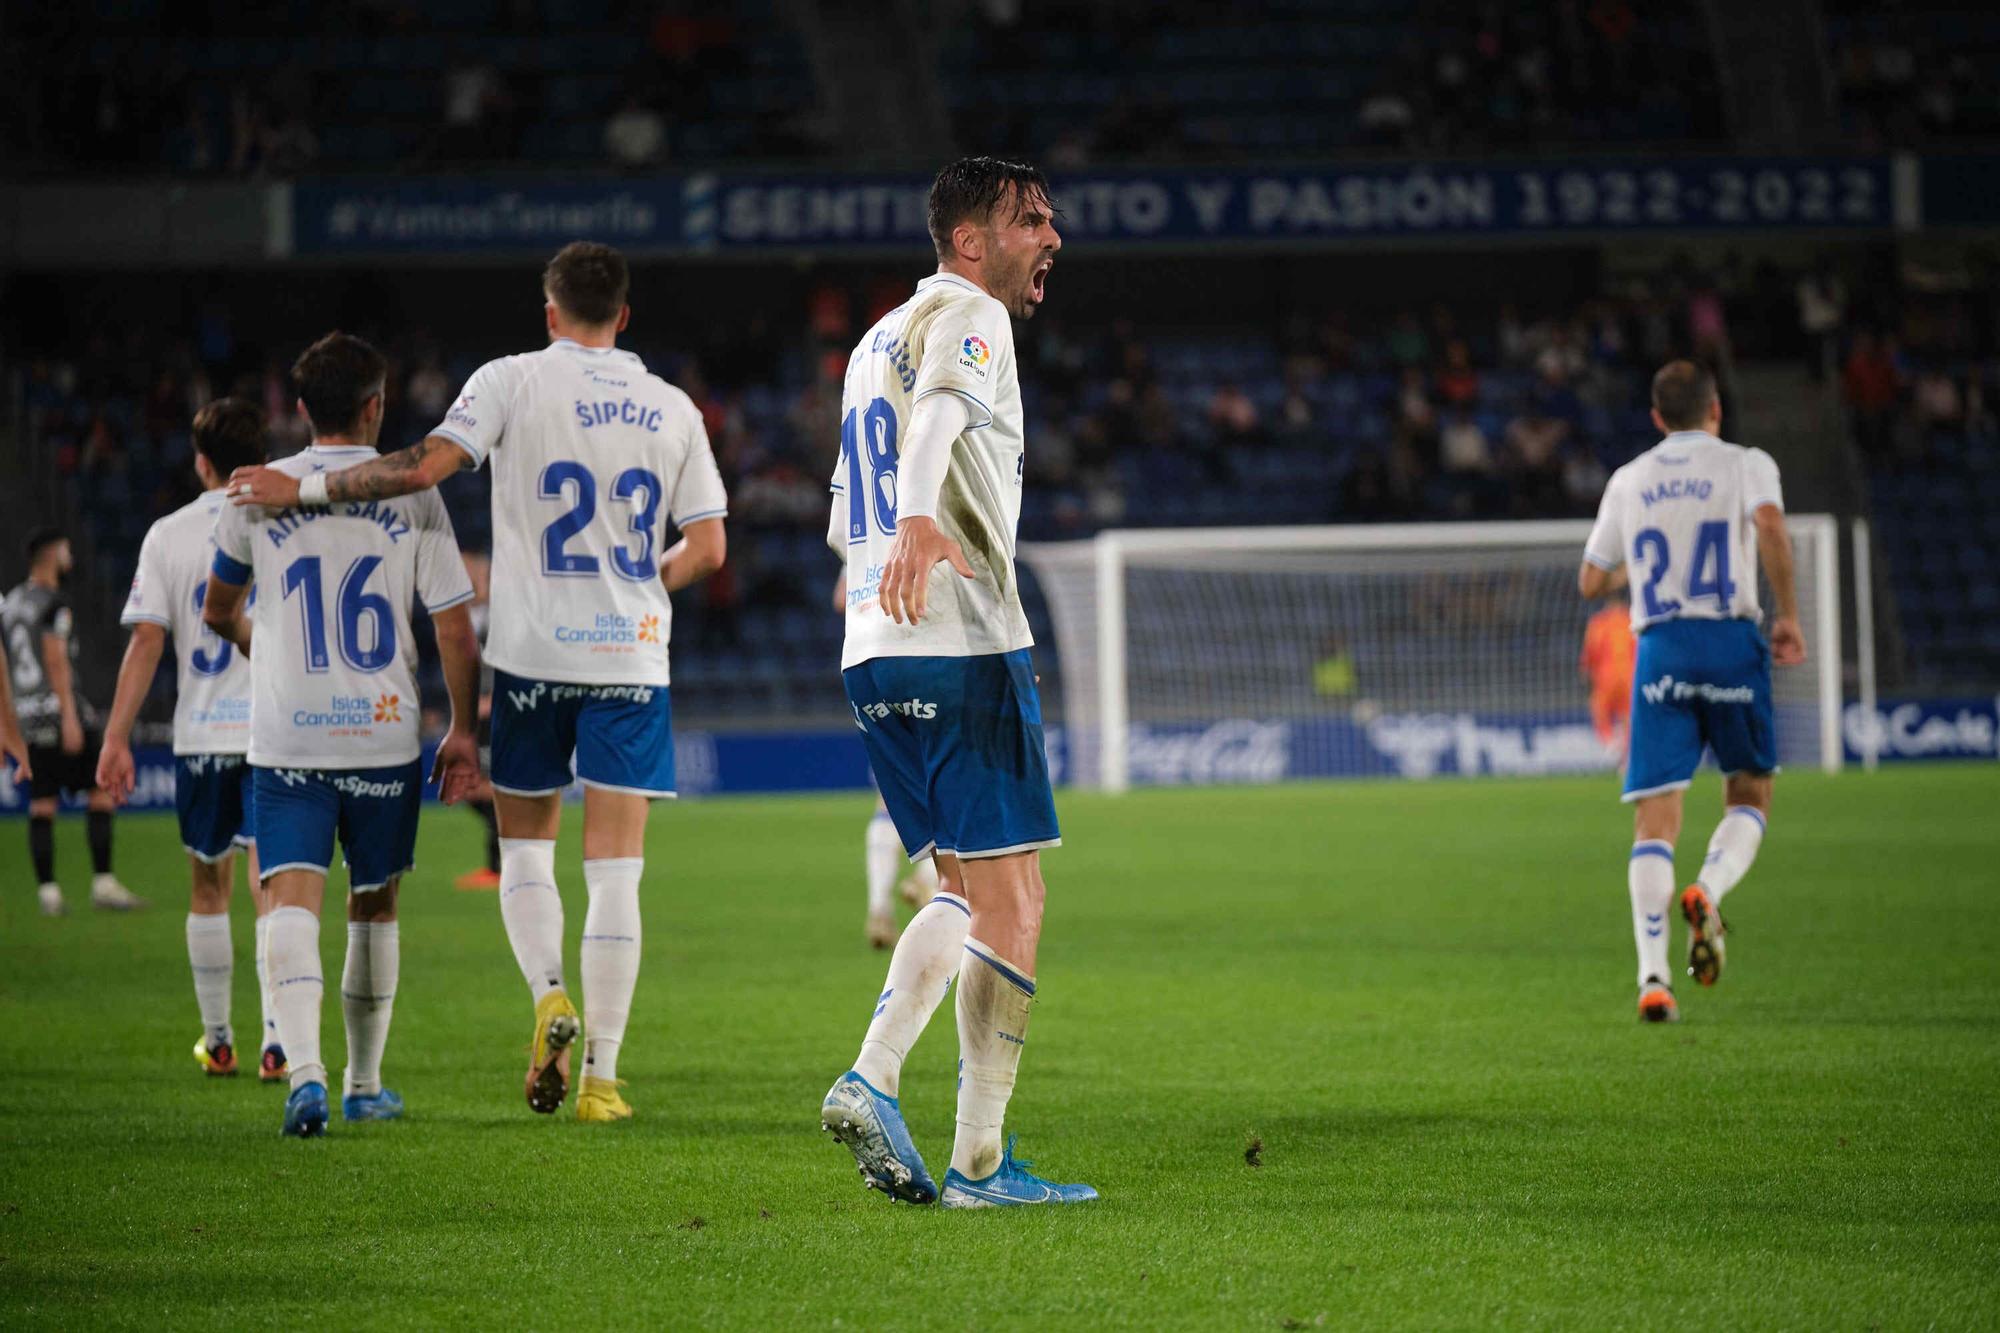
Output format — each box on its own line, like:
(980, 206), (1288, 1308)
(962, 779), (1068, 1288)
(292, 333), (387, 436)
(1651, 360), (1718, 431)
(192, 397), (268, 476)
(543, 241), (630, 325)
(25, 528), (66, 565)
(926, 156), (1052, 261)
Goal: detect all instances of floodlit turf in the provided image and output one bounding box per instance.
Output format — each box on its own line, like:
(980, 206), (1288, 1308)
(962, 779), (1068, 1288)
(2, 766), (1997, 1329)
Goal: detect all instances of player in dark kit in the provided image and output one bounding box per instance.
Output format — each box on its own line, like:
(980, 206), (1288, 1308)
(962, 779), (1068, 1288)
(3, 530), (145, 915)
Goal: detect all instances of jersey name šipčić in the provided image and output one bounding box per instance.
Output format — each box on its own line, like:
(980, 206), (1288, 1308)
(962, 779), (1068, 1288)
(433, 338), (729, 687)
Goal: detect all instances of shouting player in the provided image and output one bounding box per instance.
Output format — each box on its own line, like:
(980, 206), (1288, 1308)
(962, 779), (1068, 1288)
(207, 333), (483, 1136)
(1580, 361), (1805, 1023)
(227, 244), (728, 1124)
(819, 157), (1095, 1208)
(5, 530), (145, 915)
(99, 398), (286, 1080)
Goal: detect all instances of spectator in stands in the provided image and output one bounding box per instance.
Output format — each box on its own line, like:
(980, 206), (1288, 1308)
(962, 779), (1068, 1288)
(1842, 330), (1903, 459)
(1206, 381), (1262, 447)
(1503, 399), (1569, 515)
(1912, 366), (1963, 435)
(1796, 262), (1847, 381)
(1386, 311), (1430, 370)
(605, 95), (668, 167)
(1394, 367), (1439, 458)
(1438, 405), (1497, 516)
(406, 353), (452, 424)
(439, 53), (510, 160)
(1436, 339), (1479, 407)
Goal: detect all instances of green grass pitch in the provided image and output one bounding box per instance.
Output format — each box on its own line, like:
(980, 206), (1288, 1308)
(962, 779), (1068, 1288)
(2, 766), (1997, 1329)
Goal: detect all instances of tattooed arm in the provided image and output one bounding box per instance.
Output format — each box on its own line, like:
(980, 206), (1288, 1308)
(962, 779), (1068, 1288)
(227, 436), (471, 509)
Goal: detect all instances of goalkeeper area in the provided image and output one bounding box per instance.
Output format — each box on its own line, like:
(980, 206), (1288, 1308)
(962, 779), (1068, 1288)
(3, 767), (1995, 1328)
(1024, 517), (1848, 792)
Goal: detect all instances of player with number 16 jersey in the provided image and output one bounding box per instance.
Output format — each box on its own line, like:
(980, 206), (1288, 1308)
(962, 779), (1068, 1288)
(224, 244), (731, 1123)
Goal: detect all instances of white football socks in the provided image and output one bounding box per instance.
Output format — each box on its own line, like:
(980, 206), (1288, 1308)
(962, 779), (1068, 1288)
(950, 937), (1035, 1181)
(581, 857), (643, 1083)
(1629, 840), (1675, 988)
(1697, 806), (1766, 902)
(186, 912), (233, 1048)
(341, 921), (399, 1098)
(253, 913), (280, 1053)
(266, 906), (325, 1092)
(499, 838), (566, 1000)
(910, 855), (940, 896)
(865, 813), (900, 917)
(852, 891), (970, 1097)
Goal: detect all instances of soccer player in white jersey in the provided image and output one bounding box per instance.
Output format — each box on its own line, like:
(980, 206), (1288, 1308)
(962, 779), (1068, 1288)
(818, 157), (1095, 1208)
(206, 334), (483, 1137)
(1580, 361), (1807, 1023)
(98, 398), (286, 1082)
(226, 244), (728, 1124)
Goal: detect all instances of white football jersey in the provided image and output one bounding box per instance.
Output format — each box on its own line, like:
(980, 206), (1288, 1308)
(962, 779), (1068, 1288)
(433, 339), (728, 687)
(1584, 430), (1785, 632)
(122, 488), (253, 755)
(212, 445), (474, 769)
(834, 272), (1033, 669)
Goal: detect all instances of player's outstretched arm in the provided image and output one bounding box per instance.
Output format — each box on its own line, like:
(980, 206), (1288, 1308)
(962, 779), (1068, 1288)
(1754, 504), (1807, 665)
(660, 517), (726, 594)
(97, 623), (167, 803)
(0, 642), (28, 780)
(430, 602), (484, 806)
(228, 436), (470, 509)
(200, 575), (254, 657)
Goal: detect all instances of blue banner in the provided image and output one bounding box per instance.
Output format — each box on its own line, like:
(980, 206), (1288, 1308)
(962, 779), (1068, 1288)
(291, 155), (1904, 257)
(1842, 698), (2000, 764)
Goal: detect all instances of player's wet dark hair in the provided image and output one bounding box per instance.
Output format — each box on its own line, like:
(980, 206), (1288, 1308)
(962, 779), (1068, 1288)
(1652, 360), (1718, 431)
(927, 156), (1053, 261)
(191, 397), (268, 476)
(544, 241), (630, 326)
(24, 528), (66, 565)
(292, 332), (387, 437)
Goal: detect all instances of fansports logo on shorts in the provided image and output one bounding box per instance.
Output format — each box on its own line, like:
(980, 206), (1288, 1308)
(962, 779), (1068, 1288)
(958, 334), (992, 382)
(1639, 674), (1755, 706)
(637, 615), (660, 644)
(374, 693), (402, 723)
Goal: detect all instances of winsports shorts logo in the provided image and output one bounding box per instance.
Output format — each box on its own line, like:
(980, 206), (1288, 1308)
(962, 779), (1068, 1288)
(504, 680), (658, 712)
(1639, 675), (1755, 706)
(853, 697), (939, 724)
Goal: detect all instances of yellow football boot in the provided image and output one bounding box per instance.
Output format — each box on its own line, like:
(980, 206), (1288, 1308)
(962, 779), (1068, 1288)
(525, 988), (581, 1114)
(575, 1076), (633, 1123)
(193, 1036), (238, 1077)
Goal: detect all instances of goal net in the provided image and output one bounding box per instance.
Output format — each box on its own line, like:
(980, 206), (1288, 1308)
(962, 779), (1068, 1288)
(1020, 518), (1843, 792)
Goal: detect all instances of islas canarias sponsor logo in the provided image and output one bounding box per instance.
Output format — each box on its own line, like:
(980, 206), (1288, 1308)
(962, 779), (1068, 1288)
(553, 612), (661, 649)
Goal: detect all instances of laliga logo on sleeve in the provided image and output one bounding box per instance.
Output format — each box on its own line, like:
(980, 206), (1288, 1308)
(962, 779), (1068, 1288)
(959, 334), (991, 382)
(374, 693), (402, 723)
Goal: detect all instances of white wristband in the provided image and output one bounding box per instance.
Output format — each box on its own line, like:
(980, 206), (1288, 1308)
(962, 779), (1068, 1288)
(298, 472), (330, 507)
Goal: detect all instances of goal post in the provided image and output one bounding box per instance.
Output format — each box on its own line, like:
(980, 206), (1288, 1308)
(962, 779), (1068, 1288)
(1021, 516), (1844, 793)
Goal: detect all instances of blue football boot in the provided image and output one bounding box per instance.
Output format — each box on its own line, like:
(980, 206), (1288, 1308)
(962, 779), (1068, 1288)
(820, 1071), (938, 1204)
(282, 1081), (330, 1138)
(940, 1137), (1099, 1208)
(341, 1087), (405, 1122)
